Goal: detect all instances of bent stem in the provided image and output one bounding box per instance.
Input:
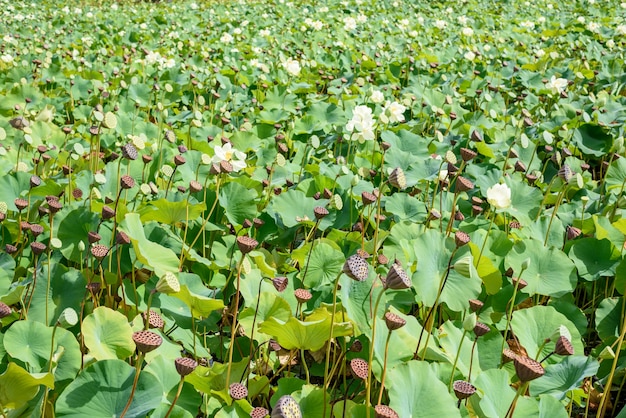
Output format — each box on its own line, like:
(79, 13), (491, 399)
(414, 248), (458, 360)
(504, 381), (528, 418)
(120, 352), (144, 418)
(376, 332), (393, 405)
(322, 270), (344, 418)
(225, 254), (245, 387)
(366, 289), (386, 418)
(500, 266), (527, 367)
(164, 376), (185, 418)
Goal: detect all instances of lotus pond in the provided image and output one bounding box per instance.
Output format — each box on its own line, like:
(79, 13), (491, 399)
(1, 0), (626, 417)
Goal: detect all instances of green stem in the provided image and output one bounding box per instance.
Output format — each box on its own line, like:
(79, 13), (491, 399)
(504, 381), (528, 418)
(366, 289), (386, 418)
(164, 377), (185, 418)
(376, 332), (393, 405)
(300, 348), (310, 384)
(120, 352), (144, 418)
(322, 271), (344, 418)
(225, 255), (245, 386)
(500, 267), (527, 367)
(448, 330), (468, 389)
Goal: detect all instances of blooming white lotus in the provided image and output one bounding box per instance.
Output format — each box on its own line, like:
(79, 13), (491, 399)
(546, 76), (568, 95)
(212, 143), (247, 172)
(345, 105), (376, 141)
(486, 183), (512, 210)
(370, 89), (384, 104)
(283, 58), (301, 77)
(380, 101), (406, 124)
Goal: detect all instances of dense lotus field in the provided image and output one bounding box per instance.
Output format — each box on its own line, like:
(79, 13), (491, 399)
(1, 0), (626, 416)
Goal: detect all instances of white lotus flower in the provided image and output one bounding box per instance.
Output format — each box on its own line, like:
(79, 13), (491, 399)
(461, 27), (474, 37)
(380, 101), (406, 124)
(486, 183), (512, 210)
(220, 32), (234, 44)
(346, 105), (376, 141)
(344, 17), (357, 31)
(212, 143), (247, 172)
(370, 89), (384, 104)
(546, 75), (568, 95)
(283, 58), (301, 77)
(434, 19), (447, 29)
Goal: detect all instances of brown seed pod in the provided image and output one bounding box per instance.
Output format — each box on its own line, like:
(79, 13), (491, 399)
(343, 254), (369, 281)
(229, 382), (248, 400)
(514, 356), (545, 382)
(272, 276), (288, 292)
(143, 310), (165, 329)
(294, 288), (312, 304)
(473, 322), (490, 337)
(454, 231), (470, 247)
(384, 312), (406, 331)
(90, 244), (109, 260)
(14, 198), (29, 211)
(455, 176), (474, 192)
(350, 358), (369, 380)
(120, 175), (135, 190)
(313, 206), (329, 220)
(453, 380), (477, 400)
(121, 143), (138, 160)
(0, 302), (12, 318)
(31, 241), (47, 255)
(237, 236), (258, 254)
(250, 407), (270, 418)
(460, 147), (477, 162)
(132, 330), (163, 354)
(554, 336), (574, 356)
(374, 405), (399, 418)
(385, 263), (411, 290)
(361, 191), (377, 206)
(469, 299), (484, 312)
(174, 357), (198, 377)
(271, 395), (302, 418)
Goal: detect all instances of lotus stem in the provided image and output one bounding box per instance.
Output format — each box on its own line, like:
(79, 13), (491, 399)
(120, 352), (144, 418)
(504, 381), (528, 418)
(500, 266), (527, 366)
(225, 254), (245, 387)
(415, 248), (458, 360)
(376, 331), (393, 405)
(448, 330), (468, 389)
(366, 289), (386, 418)
(322, 270), (344, 418)
(163, 376), (185, 418)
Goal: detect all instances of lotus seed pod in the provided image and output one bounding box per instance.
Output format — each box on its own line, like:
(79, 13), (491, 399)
(5, 244), (18, 254)
(90, 244), (109, 260)
(313, 206), (329, 220)
(250, 407), (270, 418)
(509, 221), (521, 229)
(453, 256), (472, 278)
(57, 307), (79, 327)
(0, 302), (11, 318)
(566, 225), (581, 240)
(116, 231), (131, 245)
(428, 208), (442, 220)
(385, 263), (411, 290)
(514, 356), (545, 382)
(384, 312), (406, 331)
(189, 180), (202, 193)
(132, 330), (162, 354)
(174, 357), (198, 377)
(121, 143), (138, 160)
(271, 395), (302, 418)
(511, 277), (528, 290)
(272, 276), (288, 292)
(473, 322), (490, 337)
(343, 254), (369, 282)
(14, 198), (29, 211)
(87, 231), (102, 244)
(229, 382), (248, 400)
(294, 288), (312, 304)
(455, 176), (474, 193)
(555, 336), (574, 356)
(388, 167), (406, 190)
(470, 130), (483, 142)
(350, 358), (369, 380)
(120, 175), (135, 190)
(468, 299), (484, 312)
(453, 380), (477, 400)
(101, 206), (115, 220)
(454, 231), (470, 247)
(502, 348), (518, 363)
(156, 272), (181, 294)
(558, 164), (573, 182)
(30, 224), (44, 237)
(460, 147), (477, 162)
(30, 175), (42, 188)
(361, 191), (377, 206)
(143, 310), (165, 329)
(350, 339), (363, 353)
(374, 405), (399, 418)
(268, 339), (282, 352)
(31, 241), (47, 255)
(237, 236), (258, 254)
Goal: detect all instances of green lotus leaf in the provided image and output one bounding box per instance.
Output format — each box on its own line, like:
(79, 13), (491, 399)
(266, 189), (321, 228)
(595, 297), (622, 342)
(218, 181), (258, 225)
(291, 239), (345, 288)
(571, 124), (613, 157)
(0, 362), (54, 410)
(55, 359), (162, 418)
(54, 207), (101, 263)
(505, 238), (577, 297)
(82, 307), (135, 360)
(511, 306), (583, 361)
(384, 193), (428, 222)
(258, 307), (353, 351)
(144, 355), (202, 415)
(605, 156), (626, 193)
(122, 213), (180, 277)
(568, 238), (619, 281)
(412, 229), (481, 311)
(386, 361), (460, 418)
(3, 320), (81, 387)
(530, 356), (599, 400)
(139, 198), (206, 226)
(173, 285), (225, 319)
(0, 252), (16, 296)
(239, 291), (292, 343)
